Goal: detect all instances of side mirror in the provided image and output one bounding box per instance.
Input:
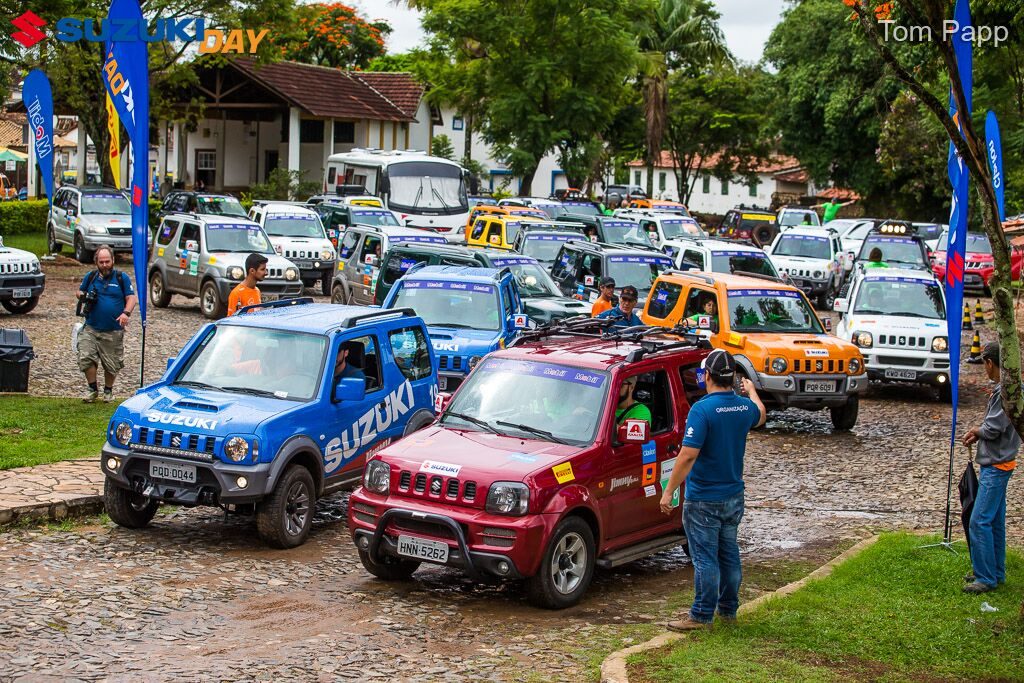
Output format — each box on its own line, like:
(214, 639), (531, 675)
(333, 377), (366, 402)
(67, 207), (77, 217)
(617, 419), (649, 443)
(184, 240), (198, 252)
(844, 252), (855, 271)
(833, 298), (849, 313)
(434, 391), (453, 414)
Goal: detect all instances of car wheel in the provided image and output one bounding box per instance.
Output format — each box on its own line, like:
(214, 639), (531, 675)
(938, 382), (953, 403)
(830, 395), (859, 431)
(256, 465), (315, 549)
(526, 515), (595, 609)
(0, 296), (39, 314)
(330, 282), (348, 305)
(149, 271), (171, 308)
(47, 225), (61, 254)
(199, 280), (226, 319)
(74, 233), (94, 264)
(753, 225), (775, 247)
(357, 548), (420, 580)
(321, 275), (332, 297)
(104, 479), (159, 529)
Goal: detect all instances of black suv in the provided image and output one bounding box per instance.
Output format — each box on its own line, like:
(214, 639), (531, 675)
(511, 222), (585, 267)
(714, 206), (779, 246)
(158, 192), (248, 220)
(561, 214), (656, 249)
(311, 201), (402, 247)
(550, 240), (674, 305)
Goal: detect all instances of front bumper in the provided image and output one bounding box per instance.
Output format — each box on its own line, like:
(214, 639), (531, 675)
(83, 232), (145, 251)
(291, 260), (337, 282)
(101, 442), (272, 505)
(864, 350), (950, 386)
(964, 270), (992, 289)
(786, 276), (829, 295)
(212, 276), (304, 301)
(0, 272), (44, 300)
(754, 371), (867, 409)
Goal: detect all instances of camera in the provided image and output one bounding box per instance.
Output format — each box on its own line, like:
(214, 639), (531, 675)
(76, 289), (98, 318)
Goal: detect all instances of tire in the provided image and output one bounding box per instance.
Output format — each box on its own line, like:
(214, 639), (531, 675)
(256, 465), (316, 549)
(830, 395), (859, 430)
(526, 515), (596, 609)
(149, 271), (171, 308)
(321, 274), (332, 297)
(47, 225), (61, 254)
(753, 225), (775, 247)
(938, 382), (953, 403)
(1, 296), (39, 314)
(104, 479), (159, 529)
(74, 233), (94, 264)
(200, 280), (226, 319)
(330, 282), (349, 305)
(403, 410), (436, 436)
(358, 548), (420, 580)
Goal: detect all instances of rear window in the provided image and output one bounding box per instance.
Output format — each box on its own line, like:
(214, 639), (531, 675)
(645, 281), (684, 320)
(710, 250), (777, 277)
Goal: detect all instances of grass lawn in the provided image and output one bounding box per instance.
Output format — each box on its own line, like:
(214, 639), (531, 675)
(632, 532), (1024, 682)
(0, 396), (116, 469)
(1, 232), (48, 257)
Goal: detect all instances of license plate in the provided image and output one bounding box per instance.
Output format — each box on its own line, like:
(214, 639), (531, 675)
(804, 380), (837, 393)
(397, 535), (449, 563)
(149, 459), (197, 483)
(12, 288), (31, 298)
(438, 376), (447, 391)
(884, 369), (917, 380)
(262, 294), (278, 302)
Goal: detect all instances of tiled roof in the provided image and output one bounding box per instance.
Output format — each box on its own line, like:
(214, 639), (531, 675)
(351, 72), (424, 118)
(816, 187), (860, 201)
(0, 116), (24, 148)
(229, 58), (416, 122)
(773, 168), (809, 183)
(626, 152), (802, 174)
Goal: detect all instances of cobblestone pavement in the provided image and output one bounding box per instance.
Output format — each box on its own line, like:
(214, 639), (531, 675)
(0, 459), (104, 524)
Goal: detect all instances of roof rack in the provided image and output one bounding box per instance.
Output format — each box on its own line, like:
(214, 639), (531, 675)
(341, 307), (417, 329)
(661, 269), (715, 285)
(235, 297), (314, 316)
(510, 316), (710, 358)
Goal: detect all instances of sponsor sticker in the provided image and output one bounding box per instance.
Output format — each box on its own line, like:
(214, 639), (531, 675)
(610, 475), (638, 491)
(728, 288), (801, 299)
(552, 462), (575, 484)
(608, 255), (673, 267)
(642, 462), (656, 486)
(804, 349), (829, 357)
(508, 453), (539, 464)
(641, 440), (657, 464)
(624, 419), (647, 441)
(484, 358), (607, 387)
(420, 460), (462, 477)
(660, 457), (680, 507)
(644, 485), (657, 498)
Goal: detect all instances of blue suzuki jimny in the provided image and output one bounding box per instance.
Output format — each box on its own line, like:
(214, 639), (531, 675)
(100, 300), (438, 548)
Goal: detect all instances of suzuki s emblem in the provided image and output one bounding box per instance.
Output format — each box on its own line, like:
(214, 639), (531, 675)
(171, 435), (182, 448)
(430, 477), (443, 495)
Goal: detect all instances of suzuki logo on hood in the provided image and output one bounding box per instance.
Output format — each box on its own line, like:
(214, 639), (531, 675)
(144, 411), (218, 430)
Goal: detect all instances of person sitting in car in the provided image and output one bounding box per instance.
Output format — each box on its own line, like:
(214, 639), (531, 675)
(865, 247), (888, 269)
(334, 341), (367, 384)
(616, 375), (652, 425)
(687, 296), (718, 328)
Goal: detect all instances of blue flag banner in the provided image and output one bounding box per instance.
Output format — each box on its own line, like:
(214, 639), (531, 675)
(985, 110), (1005, 222)
(102, 0), (149, 328)
(23, 69), (54, 211)
(944, 0), (973, 449)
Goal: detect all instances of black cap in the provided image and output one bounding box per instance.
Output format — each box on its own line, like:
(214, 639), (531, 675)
(599, 276), (616, 288)
(703, 349), (736, 381)
(620, 285), (639, 300)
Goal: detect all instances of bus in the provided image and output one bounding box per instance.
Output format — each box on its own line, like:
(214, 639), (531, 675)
(323, 150), (469, 234)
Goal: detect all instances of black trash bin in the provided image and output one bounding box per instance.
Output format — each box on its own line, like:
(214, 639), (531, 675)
(0, 329), (34, 392)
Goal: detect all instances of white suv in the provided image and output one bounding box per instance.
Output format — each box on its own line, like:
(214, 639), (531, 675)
(614, 208), (705, 259)
(0, 237), (44, 314)
(834, 268), (951, 401)
(248, 202), (336, 295)
(767, 226), (847, 309)
(673, 238), (781, 279)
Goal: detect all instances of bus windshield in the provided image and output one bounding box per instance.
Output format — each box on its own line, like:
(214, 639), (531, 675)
(388, 162), (468, 215)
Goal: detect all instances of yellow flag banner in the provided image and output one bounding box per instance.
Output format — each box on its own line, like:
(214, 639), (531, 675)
(105, 93), (120, 188)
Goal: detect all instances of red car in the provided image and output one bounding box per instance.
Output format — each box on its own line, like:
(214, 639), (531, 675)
(348, 327), (712, 608)
(931, 231), (1023, 291)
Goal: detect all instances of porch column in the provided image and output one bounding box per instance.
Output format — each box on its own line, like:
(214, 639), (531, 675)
(323, 118), (334, 173)
(215, 111), (226, 190)
(76, 129), (87, 186)
(287, 106), (301, 173)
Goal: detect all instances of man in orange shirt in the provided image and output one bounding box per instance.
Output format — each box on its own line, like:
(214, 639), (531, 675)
(591, 277), (616, 317)
(228, 253), (268, 315)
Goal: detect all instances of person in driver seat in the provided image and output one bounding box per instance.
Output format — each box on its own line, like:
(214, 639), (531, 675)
(616, 375), (652, 425)
(334, 340), (367, 384)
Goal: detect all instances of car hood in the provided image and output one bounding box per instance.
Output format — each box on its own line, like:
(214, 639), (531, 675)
(523, 296), (590, 321)
(735, 332), (860, 360)
(117, 383), (296, 435)
(428, 326), (500, 353)
(845, 314), (945, 335)
(79, 213), (131, 225)
(0, 245), (36, 265)
(771, 255), (830, 268)
(267, 235), (333, 253)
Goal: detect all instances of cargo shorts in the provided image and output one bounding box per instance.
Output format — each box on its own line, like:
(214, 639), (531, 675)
(77, 325), (125, 375)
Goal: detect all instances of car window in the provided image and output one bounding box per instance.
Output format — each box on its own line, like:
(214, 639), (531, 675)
(681, 288), (719, 330)
(389, 326), (432, 381)
(614, 369), (673, 436)
(178, 222), (200, 249)
(171, 194), (189, 212)
(336, 334), (382, 392)
(682, 249), (705, 270)
(382, 252), (427, 286)
(502, 283), (514, 319)
(645, 280), (684, 320)
(360, 235), (382, 263)
(470, 217), (487, 241)
(679, 363), (708, 408)
(551, 248), (579, 280)
(486, 220), (504, 246)
(157, 219), (179, 246)
(580, 254), (603, 280)
(339, 231), (361, 260)
(68, 194), (79, 213)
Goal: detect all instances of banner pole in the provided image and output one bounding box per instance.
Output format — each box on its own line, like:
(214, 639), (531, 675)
(139, 321), (146, 389)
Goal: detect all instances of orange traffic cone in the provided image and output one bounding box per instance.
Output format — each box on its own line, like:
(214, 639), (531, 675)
(966, 330), (983, 364)
(962, 303), (972, 330)
(974, 299), (985, 326)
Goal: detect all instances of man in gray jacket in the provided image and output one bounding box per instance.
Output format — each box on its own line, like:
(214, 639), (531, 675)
(962, 342), (1019, 594)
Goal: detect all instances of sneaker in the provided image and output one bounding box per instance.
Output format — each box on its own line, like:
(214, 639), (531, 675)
(963, 581), (996, 594)
(103, 388), (113, 403)
(964, 573), (975, 582)
(666, 615), (712, 632)
(83, 389), (99, 403)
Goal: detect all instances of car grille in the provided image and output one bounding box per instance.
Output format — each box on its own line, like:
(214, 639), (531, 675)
(398, 469), (478, 504)
(267, 267), (285, 278)
(0, 262), (33, 274)
(966, 261), (989, 270)
(352, 502), (378, 526)
(481, 527), (517, 548)
(283, 249), (321, 259)
(876, 356), (927, 367)
(782, 267), (822, 278)
(791, 358), (845, 373)
(877, 335), (926, 348)
(134, 426), (217, 461)
(438, 355), (463, 371)
(108, 227), (131, 236)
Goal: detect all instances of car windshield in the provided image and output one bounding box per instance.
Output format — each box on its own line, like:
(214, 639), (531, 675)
(601, 221), (654, 248)
(441, 357), (608, 445)
(82, 193), (130, 215)
(859, 236), (926, 267)
(351, 210), (400, 227)
(660, 218), (703, 239)
(388, 161), (469, 213)
(176, 326), (327, 401)
(536, 204), (567, 219)
(204, 224), (275, 253)
(498, 260), (562, 297)
(392, 281), (501, 330)
(198, 196), (247, 217)
(779, 211), (819, 226)
(965, 234), (992, 254)
(607, 255), (673, 292)
(711, 251), (778, 277)
(773, 234), (831, 259)
(522, 234), (574, 262)
(854, 277), (946, 319)
(727, 288), (823, 333)
(563, 202), (602, 216)
(264, 213), (326, 238)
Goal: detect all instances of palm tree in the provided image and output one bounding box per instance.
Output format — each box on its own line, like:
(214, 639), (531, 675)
(637, 0), (733, 197)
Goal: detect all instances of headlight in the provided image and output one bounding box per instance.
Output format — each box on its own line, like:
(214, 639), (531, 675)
(813, 270), (823, 279)
(932, 336), (948, 353)
(468, 356), (483, 370)
(115, 422), (132, 445)
(363, 459), (391, 494)
(30, 260), (40, 273)
(486, 482), (529, 516)
(284, 267), (299, 281)
(87, 225), (107, 235)
(771, 357), (788, 374)
(227, 266), (244, 280)
(853, 331), (873, 348)
(224, 436), (249, 462)
(321, 249), (335, 260)
(848, 357), (862, 374)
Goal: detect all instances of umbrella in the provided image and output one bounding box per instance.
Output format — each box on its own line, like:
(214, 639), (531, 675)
(0, 148), (27, 163)
(958, 454), (979, 549)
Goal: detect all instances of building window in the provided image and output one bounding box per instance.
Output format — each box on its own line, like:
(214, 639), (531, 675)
(748, 179), (758, 197)
(197, 150), (217, 171)
(720, 179), (729, 195)
(658, 172), (666, 192)
(300, 119), (323, 144)
(634, 170), (642, 186)
(452, 116), (464, 131)
(702, 175), (710, 194)
(334, 121), (355, 144)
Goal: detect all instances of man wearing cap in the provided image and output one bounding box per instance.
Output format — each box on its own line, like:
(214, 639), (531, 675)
(591, 277), (617, 317)
(660, 349), (766, 630)
(597, 285), (643, 327)
(961, 341), (1018, 594)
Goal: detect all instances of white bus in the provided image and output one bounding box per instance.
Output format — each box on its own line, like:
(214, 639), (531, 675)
(323, 150), (469, 234)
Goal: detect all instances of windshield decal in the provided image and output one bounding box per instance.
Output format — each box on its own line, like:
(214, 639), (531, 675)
(867, 236), (916, 244)
(485, 358), (607, 387)
(603, 221), (636, 230)
(729, 288), (801, 299)
(404, 281), (495, 293)
(713, 250), (767, 257)
(199, 197), (231, 202)
(608, 255), (672, 266)
(490, 257), (535, 266)
(397, 235), (446, 243)
(865, 276), (939, 285)
(267, 213), (316, 221)
(354, 210), (390, 216)
(85, 193), (124, 199)
(206, 224), (260, 231)
(782, 235), (827, 242)
(399, 258), (418, 271)
(324, 380), (413, 473)
(531, 234), (573, 241)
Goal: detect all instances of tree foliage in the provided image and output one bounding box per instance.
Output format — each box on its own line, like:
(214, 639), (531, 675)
(430, 133), (455, 160)
(280, 3), (391, 69)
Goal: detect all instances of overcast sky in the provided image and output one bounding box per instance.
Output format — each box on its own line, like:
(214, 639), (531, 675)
(350, 0), (788, 64)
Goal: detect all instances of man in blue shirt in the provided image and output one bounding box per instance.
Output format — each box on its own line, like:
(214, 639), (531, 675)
(76, 246), (137, 402)
(660, 349), (766, 630)
(597, 285), (643, 328)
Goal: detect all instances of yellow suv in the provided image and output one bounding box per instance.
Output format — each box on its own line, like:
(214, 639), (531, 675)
(641, 271), (866, 429)
(466, 214), (545, 250)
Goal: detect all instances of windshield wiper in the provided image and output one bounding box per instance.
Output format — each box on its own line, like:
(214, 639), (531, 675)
(412, 179), (424, 209)
(220, 385), (281, 398)
(430, 186), (453, 211)
(175, 380), (224, 391)
(495, 420), (569, 445)
(445, 411), (500, 434)
(853, 308), (886, 315)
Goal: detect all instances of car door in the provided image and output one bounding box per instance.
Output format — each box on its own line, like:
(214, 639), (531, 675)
(550, 246), (581, 296)
(679, 248), (706, 271)
(350, 233), (382, 304)
(170, 220), (202, 294)
(65, 192), (81, 242)
(49, 189), (67, 240)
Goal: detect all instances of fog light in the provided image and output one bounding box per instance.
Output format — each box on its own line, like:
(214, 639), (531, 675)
(937, 374), (947, 384)
(314, 261), (321, 268)
(358, 536), (370, 550)
(106, 457), (119, 470)
(235, 476), (248, 489)
(497, 561), (510, 575)
(784, 378), (793, 388)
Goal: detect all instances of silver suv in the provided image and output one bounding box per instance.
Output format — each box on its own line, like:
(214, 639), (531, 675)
(331, 224), (447, 305)
(148, 214), (302, 319)
(48, 185), (148, 263)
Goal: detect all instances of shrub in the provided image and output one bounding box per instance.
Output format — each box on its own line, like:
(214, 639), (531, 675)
(0, 199), (164, 238)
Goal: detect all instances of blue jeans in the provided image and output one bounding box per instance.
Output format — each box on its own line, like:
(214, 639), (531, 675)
(969, 465), (1013, 587)
(683, 493), (744, 623)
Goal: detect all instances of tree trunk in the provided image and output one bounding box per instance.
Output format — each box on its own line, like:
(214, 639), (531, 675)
(645, 164), (654, 198)
(518, 163), (538, 197)
(463, 113), (473, 162)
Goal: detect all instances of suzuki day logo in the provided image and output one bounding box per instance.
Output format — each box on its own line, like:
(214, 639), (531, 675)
(10, 9), (268, 54)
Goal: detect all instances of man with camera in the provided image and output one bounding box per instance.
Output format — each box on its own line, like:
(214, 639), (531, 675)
(76, 245), (137, 402)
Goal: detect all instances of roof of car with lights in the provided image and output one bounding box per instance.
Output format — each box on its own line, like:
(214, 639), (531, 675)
(400, 265), (507, 284)
(656, 270), (800, 292)
(491, 337), (682, 371)
(217, 303), (413, 334)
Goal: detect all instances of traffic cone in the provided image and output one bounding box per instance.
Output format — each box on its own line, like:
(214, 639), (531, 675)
(966, 330), (983, 364)
(962, 303), (972, 330)
(974, 299), (985, 326)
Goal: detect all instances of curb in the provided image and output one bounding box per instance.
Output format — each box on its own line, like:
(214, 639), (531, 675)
(598, 534), (881, 683)
(0, 495), (104, 527)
